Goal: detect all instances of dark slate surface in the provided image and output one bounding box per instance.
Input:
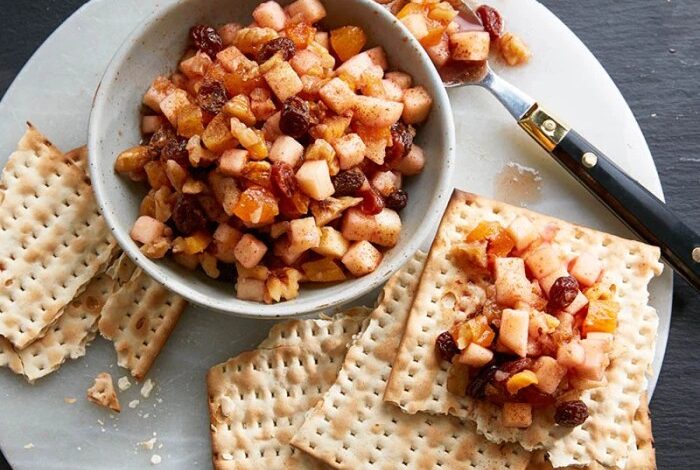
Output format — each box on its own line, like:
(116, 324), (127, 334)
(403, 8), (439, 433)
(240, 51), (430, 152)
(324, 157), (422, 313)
(0, 0), (698, 468)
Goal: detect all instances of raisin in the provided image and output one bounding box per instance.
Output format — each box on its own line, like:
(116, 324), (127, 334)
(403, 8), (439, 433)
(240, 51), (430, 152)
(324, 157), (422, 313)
(279, 191), (310, 219)
(554, 400), (589, 427)
(476, 5), (504, 41)
(149, 124), (176, 151)
(279, 96), (311, 138)
(218, 263), (238, 283)
(257, 37), (296, 63)
(271, 162), (297, 198)
(190, 24), (223, 58)
(385, 189), (408, 211)
(172, 195), (208, 236)
(160, 136), (189, 166)
(332, 169), (365, 196)
(386, 122), (413, 163)
(359, 187), (385, 215)
(496, 357), (534, 381)
(435, 331), (460, 362)
(196, 80), (229, 115)
(548, 276), (579, 312)
(467, 363), (498, 399)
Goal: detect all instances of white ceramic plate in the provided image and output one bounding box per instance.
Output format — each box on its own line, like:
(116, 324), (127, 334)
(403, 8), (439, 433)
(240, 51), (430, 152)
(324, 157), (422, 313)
(0, 1), (672, 468)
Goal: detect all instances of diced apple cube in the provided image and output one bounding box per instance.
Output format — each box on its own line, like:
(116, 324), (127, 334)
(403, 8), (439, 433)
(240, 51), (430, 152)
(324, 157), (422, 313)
(287, 0), (327, 23)
(263, 111), (283, 141)
(319, 77), (356, 115)
(382, 79), (404, 102)
(401, 14), (429, 41)
(341, 241), (382, 276)
(252, 1), (287, 31)
(236, 277), (266, 302)
(495, 257), (531, 307)
(506, 216), (539, 252)
(533, 356), (567, 394)
(143, 76), (176, 113)
(315, 31), (329, 49)
(131, 216), (166, 245)
(499, 308), (529, 357)
(296, 160), (335, 201)
(179, 51), (213, 79)
(234, 233), (268, 269)
(208, 171), (240, 216)
(218, 22), (242, 46)
(458, 343), (494, 368)
(557, 340), (585, 368)
(384, 71), (412, 90)
(212, 223), (243, 263)
(313, 226), (350, 258)
(216, 46), (256, 73)
(366, 47), (388, 70)
(570, 252), (603, 287)
(290, 49), (322, 76)
(564, 291), (589, 314)
(270, 136), (304, 167)
(392, 144), (425, 176)
(219, 149), (248, 177)
(264, 61), (303, 101)
(342, 208), (401, 247)
(289, 217), (321, 253)
(364, 139), (387, 165)
(159, 89), (190, 126)
(371, 171), (401, 197)
(574, 338), (609, 381)
(450, 31), (490, 61)
(353, 95), (404, 127)
(333, 133), (366, 170)
(525, 244), (563, 279)
(426, 33), (450, 68)
(336, 47), (386, 80)
(502, 402), (532, 428)
(273, 237), (304, 265)
(402, 86), (432, 124)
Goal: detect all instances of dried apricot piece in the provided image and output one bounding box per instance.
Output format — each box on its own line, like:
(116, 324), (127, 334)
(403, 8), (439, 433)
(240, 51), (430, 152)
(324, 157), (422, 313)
(233, 186), (279, 225)
(330, 26), (367, 62)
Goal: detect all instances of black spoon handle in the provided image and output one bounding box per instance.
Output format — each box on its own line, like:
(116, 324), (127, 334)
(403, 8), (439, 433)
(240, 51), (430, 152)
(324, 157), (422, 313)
(519, 104), (700, 290)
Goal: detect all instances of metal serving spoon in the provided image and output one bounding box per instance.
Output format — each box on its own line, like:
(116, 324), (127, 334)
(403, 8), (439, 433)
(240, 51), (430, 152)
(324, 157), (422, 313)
(441, 1), (700, 290)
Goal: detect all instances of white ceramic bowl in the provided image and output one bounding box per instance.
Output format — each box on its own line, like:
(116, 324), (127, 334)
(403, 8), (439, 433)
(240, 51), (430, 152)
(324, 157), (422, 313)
(88, 0), (455, 318)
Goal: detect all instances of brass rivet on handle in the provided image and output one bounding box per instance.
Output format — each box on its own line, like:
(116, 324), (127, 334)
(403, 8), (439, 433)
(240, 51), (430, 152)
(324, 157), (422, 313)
(693, 247), (700, 263)
(543, 119), (556, 132)
(582, 152), (598, 168)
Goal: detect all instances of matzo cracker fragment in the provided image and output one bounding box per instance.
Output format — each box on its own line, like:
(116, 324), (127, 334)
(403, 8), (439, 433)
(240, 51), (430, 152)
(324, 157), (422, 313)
(384, 191), (662, 468)
(87, 372), (121, 412)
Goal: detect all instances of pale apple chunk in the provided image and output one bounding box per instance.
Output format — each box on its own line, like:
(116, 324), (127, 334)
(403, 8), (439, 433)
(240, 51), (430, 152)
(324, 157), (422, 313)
(319, 77), (356, 115)
(574, 338), (609, 381)
(502, 402), (532, 428)
(525, 244), (563, 279)
(499, 308), (529, 357)
(365, 47), (389, 71)
(159, 89), (190, 126)
(341, 208), (401, 247)
(569, 252), (603, 287)
(296, 160), (335, 201)
(270, 135), (304, 167)
(495, 257), (531, 307)
(310, 196), (363, 226)
(341, 241), (382, 276)
(314, 31), (329, 49)
(382, 79), (404, 102)
(301, 258), (346, 282)
(234, 233), (268, 269)
(252, 1), (287, 31)
(384, 71), (412, 90)
(392, 144), (425, 176)
(450, 31), (490, 61)
(371, 171), (401, 197)
(289, 217), (321, 253)
(313, 226), (350, 258)
(335, 51), (374, 80)
(287, 0), (327, 24)
(219, 149), (248, 177)
(264, 61), (304, 102)
(143, 76), (176, 113)
(402, 86), (433, 124)
(290, 49), (322, 76)
(266, 268), (302, 302)
(131, 216), (167, 245)
(273, 237), (303, 265)
(564, 291), (589, 314)
(236, 277), (266, 302)
(458, 343), (494, 368)
(401, 14), (429, 41)
(538, 268), (569, 296)
(533, 356), (567, 394)
(333, 133), (366, 170)
(179, 51), (212, 79)
(353, 96), (404, 127)
(216, 46), (255, 73)
(212, 223), (243, 263)
(557, 340), (585, 368)
(208, 171), (240, 216)
(506, 215), (539, 252)
(426, 33), (450, 68)
(586, 332), (614, 347)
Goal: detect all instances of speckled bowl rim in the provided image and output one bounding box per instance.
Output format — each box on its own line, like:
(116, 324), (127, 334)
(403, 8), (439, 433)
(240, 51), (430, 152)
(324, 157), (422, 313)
(88, 0), (455, 318)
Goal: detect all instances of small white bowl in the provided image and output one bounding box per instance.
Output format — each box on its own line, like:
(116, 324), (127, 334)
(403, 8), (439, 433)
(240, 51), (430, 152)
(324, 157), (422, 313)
(88, 0), (455, 318)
